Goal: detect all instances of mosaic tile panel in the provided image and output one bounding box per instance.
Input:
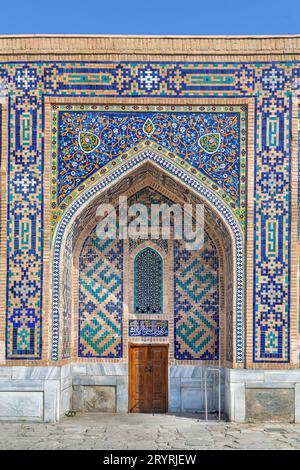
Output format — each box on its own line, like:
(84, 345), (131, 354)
(174, 235), (220, 360)
(78, 231), (123, 358)
(2, 60), (296, 363)
(128, 320), (168, 337)
(51, 105), (247, 230)
(61, 233), (72, 358)
(57, 109), (241, 204)
(129, 237), (168, 254)
(134, 247), (163, 315)
(298, 101), (300, 238)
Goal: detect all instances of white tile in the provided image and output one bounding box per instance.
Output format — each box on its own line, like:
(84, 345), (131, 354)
(0, 391), (43, 418)
(44, 380), (60, 422)
(0, 367), (12, 379)
(233, 383), (246, 422)
(295, 384), (300, 423)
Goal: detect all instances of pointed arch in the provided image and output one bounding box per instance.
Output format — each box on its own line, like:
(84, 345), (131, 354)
(50, 151), (244, 363)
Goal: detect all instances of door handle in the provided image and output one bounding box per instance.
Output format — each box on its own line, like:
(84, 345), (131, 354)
(145, 366), (152, 372)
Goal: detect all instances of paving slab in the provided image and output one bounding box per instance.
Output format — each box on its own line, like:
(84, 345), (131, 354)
(0, 413), (300, 449)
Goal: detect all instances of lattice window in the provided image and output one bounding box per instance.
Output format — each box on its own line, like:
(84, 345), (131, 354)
(134, 247), (163, 314)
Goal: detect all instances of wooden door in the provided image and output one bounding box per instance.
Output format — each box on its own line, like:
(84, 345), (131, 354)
(129, 344), (168, 413)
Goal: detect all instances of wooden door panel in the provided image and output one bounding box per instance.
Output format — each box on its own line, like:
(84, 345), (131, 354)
(151, 346), (167, 413)
(129, 344), (168, 413)
(129, 345), (150, 412)
(151, 346), (166, 360)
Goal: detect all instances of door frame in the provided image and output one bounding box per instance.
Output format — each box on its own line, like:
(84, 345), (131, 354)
(128, 343), (169, 413)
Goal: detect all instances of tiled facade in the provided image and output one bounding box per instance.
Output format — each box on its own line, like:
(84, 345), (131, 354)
(0, 35), (299, 422)
(78, 233), (123, 358)
(174, 236), (219, 361)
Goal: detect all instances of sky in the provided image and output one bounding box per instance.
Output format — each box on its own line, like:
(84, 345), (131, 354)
(0, 0), (299, 35)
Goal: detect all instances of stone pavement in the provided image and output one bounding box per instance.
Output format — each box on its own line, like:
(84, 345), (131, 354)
(1, 413), (300, 450)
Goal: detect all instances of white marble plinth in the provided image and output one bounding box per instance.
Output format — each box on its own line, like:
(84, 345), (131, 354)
(0, 391), (43, 420)
(225, 368), (300, 423)
(1, 365), (300, 423)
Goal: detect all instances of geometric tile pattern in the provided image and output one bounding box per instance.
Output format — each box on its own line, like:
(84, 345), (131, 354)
(134, 247), (163, 315)
(128, 186), (176, 213)
(127, 188), (170, 254)
(298, 102), (300, 239)
(78, 231), (123, 358)
(129, 237), (169, 254)
(61, 233), (73, 358)
(4, 60), (296, 363)
(174, 235), (219, 360)
(128, 320), (168, 337)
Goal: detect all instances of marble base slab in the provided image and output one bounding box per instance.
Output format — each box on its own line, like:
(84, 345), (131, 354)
(0, 365), (300, 423)
(0, 391), (43, 420)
